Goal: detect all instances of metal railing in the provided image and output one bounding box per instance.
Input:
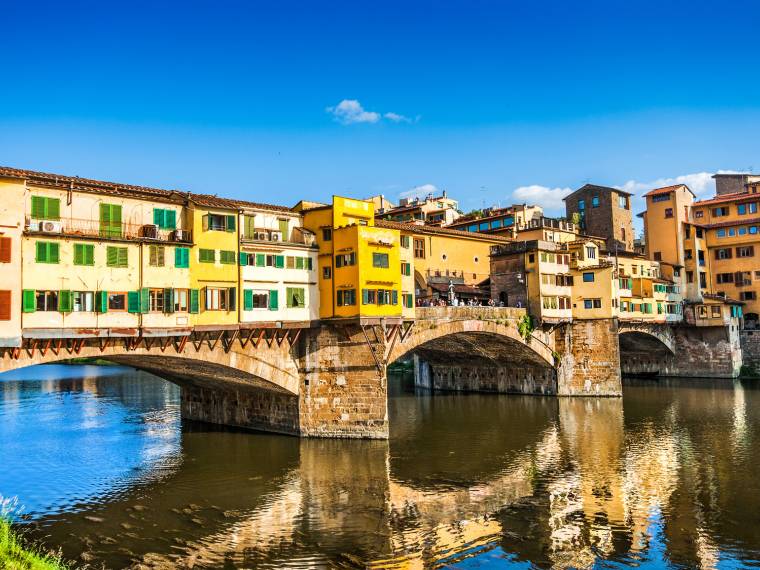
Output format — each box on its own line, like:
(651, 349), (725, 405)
(25, 217), (192, 243)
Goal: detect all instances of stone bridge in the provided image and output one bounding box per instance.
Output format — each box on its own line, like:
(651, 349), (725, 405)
(0, 308), (742, 437)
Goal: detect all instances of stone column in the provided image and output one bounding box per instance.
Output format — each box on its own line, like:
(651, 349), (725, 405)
(554, 319), (622, 396)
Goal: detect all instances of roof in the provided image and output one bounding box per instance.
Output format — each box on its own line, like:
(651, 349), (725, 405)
(563, 183), (633, 201)
(375, 219), (513, 242)
(692, 190), (760, 207)
(702, 215), (760, 230)
(0, 165), (292, 213)
(643, 184), (695, 198)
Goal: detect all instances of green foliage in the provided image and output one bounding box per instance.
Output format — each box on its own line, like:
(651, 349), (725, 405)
(517, 314), (535, 342)
(0, 519), (68, 570)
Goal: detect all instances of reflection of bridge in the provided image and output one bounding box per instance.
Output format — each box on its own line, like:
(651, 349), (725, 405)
(0, 307), (742, 437)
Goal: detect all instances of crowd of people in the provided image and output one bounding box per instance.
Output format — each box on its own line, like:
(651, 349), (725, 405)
(415, 296), (507, 308)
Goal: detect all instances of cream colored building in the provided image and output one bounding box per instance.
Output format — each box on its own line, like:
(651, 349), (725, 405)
(0, 175), (26, 346)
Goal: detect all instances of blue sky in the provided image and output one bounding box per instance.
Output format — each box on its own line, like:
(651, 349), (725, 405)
(2, 0), (760, 230)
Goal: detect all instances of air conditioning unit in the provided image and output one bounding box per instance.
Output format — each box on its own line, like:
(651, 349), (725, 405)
(271, 232), (282, 242)
(141, 224), (159, 239)
(40, 220), (63, 233)
(255, 231), (269, 241)
(171, 229), (191, 242)
(27, 220), (42, 231)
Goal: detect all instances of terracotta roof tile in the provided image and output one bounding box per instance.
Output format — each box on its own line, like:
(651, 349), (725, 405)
(693, 191), (760, 207)
(375, 219), (512, 242)
(644, 184), (694, 197)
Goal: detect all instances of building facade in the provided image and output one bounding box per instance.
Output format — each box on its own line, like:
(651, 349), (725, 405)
(564, 184), (634, 253)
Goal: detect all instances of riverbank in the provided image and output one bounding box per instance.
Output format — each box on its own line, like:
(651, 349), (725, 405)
(0, 519), (68, 569)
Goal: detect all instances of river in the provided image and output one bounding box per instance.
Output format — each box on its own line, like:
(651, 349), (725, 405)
(1, 365), (760, 569)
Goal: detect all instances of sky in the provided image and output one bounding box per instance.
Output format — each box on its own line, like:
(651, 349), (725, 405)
(3, 0), (760, 235)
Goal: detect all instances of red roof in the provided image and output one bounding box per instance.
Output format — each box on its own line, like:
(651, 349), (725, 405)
(693, 191), (760, 207)
(644, 184), (694, 198)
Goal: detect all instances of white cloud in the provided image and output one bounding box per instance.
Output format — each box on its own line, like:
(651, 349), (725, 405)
(399, 183), (439, 201)
(326, 100), (416, 125)
(511, 184), (573, 214)
(326, 99), (380, 124)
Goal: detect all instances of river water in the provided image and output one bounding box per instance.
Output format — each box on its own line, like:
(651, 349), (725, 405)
(1, 365), (760, 569)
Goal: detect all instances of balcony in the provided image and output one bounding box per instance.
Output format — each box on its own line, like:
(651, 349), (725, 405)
(241, 227), (317, 247)
(25, 218), (192, 243)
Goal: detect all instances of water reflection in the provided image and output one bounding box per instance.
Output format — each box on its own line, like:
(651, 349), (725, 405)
(2, 367), (760, 568)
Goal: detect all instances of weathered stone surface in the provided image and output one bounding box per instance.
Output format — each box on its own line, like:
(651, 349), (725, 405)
(740, 330), (760, 371)
(554, 319), (622, 396)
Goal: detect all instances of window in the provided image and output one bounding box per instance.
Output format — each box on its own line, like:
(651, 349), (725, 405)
(653, 252), (662, 261)
(479, 222), (489, 231)
(582, 272), (594, 282)
(741, 291), (757, 301)
(35, 290), (58, 311)
(729, 228), (736, 237)
(278, 219), (289, 239)
(402, 293), (414, 308)
(363, 289), (377, 304)
(153, 208), (177, 230)
(716, 248), (732, 260)
(0, 237), (10, 263)
(492, 219), (503, 229)
(243, 290), (270, 310)
(72, 291), (93, 312)
(737, 246), (754, 258)
(401, 262), (411, 276)
(173, 289), (189, 312)
(696, 228), (704, 238)
(0, 290), (10, 320)
(149, 289), (165, 312)
(591, 195), (600, 208)
(652, 194), (670, 203)
(149, 245), (165, 267)
(713, 206), (729, 217)
(413, 238), (425, 259)
(205, 287), (236, 311)
(686, 271), (694, 283)
(751, 226), (759, 235)
(583, 299), (602, 309)
(578, 199), (585, 210)
(739, 227), (747, 236)
(528, 253), (535, 263)
(286, 287), (305, 308)
(203, 214), (236, 232)
(35, 241), (60, 264)
(664, 208), (673, 218)
(699, 272), (707, 288)
(30, 196), (61, 220)
(467, 224), (477, 232)
(711, 306), (722, 318)
(74, 243), (94, 266)
(585, 246), (596, 259)
(336, 252), (356, 267)
(175, 247), (190, 268)
(108, 293), (126, 311)
(619, 195), (629, 209)
(106, 246), (128, 267)
(99, 203), (123, 238)
(372, 253), (389, 268)
(400, 235), (410, 248)
(323, 266), (332, 279)
(738, 204), (747, 215)
(717, 273), (734, 284)
(322, 228), (332, 241)
(717, 229), (726, 238)
(199, 248), (215, 263)
(695, 209), (704, 218)
(336, 289), (356, 306)
(220, 250), (237, 264)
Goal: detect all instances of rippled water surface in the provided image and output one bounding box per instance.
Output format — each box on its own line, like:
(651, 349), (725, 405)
(2, 366), (760, 569)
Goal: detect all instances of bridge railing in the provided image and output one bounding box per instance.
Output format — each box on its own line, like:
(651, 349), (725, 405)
(414, 306), (527, 321)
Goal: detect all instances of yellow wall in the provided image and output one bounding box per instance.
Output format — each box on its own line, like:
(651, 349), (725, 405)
(190, 205), (239, 326)
(408, 232), (493, 287)
(301, 207), (334, 318)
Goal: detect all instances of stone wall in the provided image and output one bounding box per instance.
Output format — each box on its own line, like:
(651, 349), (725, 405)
(554, 319), (622, 396)
(298, 324), (388, 439)
(621, 324), (743, 378)
(426, 362), (556, 395)
(740, 330), (760, 371)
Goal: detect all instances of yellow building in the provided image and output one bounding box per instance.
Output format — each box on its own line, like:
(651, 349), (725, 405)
(187, 195), (240, 326)
(297, 196), (403, 321)
(0, 174), (26, 347)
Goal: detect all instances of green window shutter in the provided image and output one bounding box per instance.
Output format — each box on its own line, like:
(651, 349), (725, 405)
(59, 290), (73, 313)
(175, 247), (189, 268)
(269, 290), (278, 310)
(295, 288), (304, 307)
(31, 196), (45, 219)
(244, 289), (253, 310)
(274, 255), (284, 268)
(118, 247), (128, 267)
(164, 288), (174, 313)
(244, 215), (256, 238)
(153, 208), (165, 228)
(228, 287), (236, 311)
(307, 257), (313, 270)
(22, 290), (36, 312)
(255, 253), (265, 267)
(127, 291), (140, 313)
(295, 257), (304, 270)
(362, 289), (369, 305)
(100, 204), (122, 238)
(140, 288), (150, 313)
(199, 249), (215, 263)
(239, 252), (248, 266)
(50, 243), (59, 264)
(106, 246), (117, 266)
(189, 289), (200, 313)
(278, 219), (289, 238)
(47, 198), (60, 220)
(96, 291), (108, 313)
(225, 215), (236, 232)
(166, 210), (177, 230)
(392, 290), (398, 305)
(35, 241), (47, 263)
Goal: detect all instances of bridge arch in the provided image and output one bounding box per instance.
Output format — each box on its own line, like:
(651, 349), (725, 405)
(618, 323), (676, 356)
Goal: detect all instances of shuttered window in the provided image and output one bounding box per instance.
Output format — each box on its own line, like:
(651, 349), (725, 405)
(35, 241), (60, 264)
(106, 246), (128, 267)
(73, 243), (95, 266)
(243, 215), (256, 239)
(31, 196), (60, 220)
(286, 287), (305, 308)
(268, 290), (279, 310)
(278, 219), (289, 239)
(149, 245), (165, 267)
(0, 290), (11, 320)
(175, 247), (190, 268)
(99, 203), (123, 238)
(0, 237), (11, 263)
(199, 249), (215, 263)
(219, 250), (236, 264)
(153, 208), (177, 230)
(189, 289), (200, 313)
